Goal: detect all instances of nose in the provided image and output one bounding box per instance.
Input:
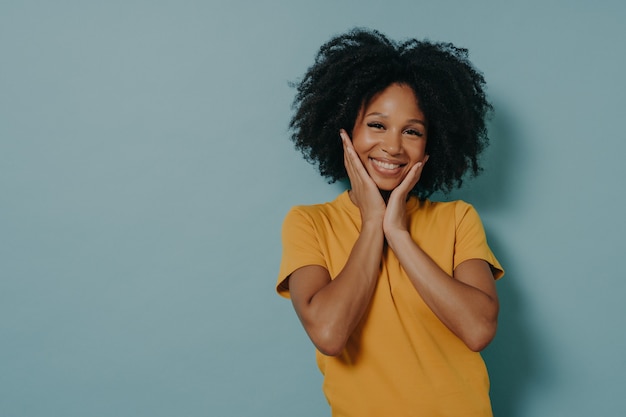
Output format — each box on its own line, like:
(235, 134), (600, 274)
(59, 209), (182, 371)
(381, 130), (403, 155)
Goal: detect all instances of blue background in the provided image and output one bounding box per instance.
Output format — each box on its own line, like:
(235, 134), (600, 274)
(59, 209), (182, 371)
(1, 1), (624, 416)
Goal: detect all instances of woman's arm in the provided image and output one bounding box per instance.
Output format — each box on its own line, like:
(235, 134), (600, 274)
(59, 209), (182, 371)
(382, 164), (499, 352)
(288, 221), (384, 356)
(288, 132), (386, 356)
(385, 228), (499, 351)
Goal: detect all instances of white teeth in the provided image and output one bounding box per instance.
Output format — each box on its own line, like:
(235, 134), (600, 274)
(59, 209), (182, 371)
(372, 159), (400, 170)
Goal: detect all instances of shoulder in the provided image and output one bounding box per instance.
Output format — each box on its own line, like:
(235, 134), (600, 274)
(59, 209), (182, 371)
(283, 191), (352, 224)
(283, 202), (331, 226)
(411, 198), (477, 218)
(410, 199), (486, 237)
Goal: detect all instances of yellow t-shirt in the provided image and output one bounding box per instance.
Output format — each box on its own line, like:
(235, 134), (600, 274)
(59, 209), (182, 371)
(277, 191), (504, 417)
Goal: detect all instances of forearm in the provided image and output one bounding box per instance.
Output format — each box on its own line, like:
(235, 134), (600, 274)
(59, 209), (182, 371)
(386, 230), (499, 351)
(303, 223), (384, 355)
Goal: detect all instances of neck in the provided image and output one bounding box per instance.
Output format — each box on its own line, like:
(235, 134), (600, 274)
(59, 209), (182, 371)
(379, 189), (391, 203)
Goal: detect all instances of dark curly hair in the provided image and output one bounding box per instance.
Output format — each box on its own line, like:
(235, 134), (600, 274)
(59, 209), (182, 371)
(289, 28), (493, 198)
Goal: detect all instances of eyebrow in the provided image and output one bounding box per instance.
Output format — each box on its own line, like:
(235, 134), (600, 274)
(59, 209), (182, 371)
(365, 112), (427, 125)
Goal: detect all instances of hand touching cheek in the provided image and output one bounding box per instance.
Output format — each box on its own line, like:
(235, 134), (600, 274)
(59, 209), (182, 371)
(341, 130), (386, 225)
(383, 156), (428, 236)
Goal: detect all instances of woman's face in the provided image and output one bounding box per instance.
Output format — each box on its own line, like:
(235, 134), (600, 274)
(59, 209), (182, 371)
(351, 83), (428, 191)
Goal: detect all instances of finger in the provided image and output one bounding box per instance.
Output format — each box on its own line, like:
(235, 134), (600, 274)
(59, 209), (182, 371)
(400, 155), (429, 192)
(385, 164), (421, 228)
(396, 162), (422, 195)
(339, 129), (351, 144)
(340, 130), (358, 168)
(341, 133), (359, 182)
(341, 130), (372, 185)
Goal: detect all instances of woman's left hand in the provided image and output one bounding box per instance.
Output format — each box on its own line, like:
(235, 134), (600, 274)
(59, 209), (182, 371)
(383, 157), (428, 237)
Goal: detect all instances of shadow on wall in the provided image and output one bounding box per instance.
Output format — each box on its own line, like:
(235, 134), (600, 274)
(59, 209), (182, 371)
(342, 100), (545, 416)
(480, 103), (530, 417)
(482, 232), (534, 417)
(438, 102), (543, 417)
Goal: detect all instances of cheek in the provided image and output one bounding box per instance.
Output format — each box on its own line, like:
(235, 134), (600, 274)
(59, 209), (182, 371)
(350, 130), (368, 149)
(407, 141), (427, 161)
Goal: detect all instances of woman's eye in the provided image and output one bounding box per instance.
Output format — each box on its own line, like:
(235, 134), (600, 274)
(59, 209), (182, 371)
(405, 129), (424, 137)
(367, 122), (384, 130)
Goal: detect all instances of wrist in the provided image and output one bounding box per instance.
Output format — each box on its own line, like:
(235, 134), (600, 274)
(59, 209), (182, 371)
(384, 228), (412, 251)
(361, 217), (384, 233)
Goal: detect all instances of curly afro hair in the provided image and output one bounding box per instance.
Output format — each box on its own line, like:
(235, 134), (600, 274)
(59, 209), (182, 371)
(289, 28), (493, 198)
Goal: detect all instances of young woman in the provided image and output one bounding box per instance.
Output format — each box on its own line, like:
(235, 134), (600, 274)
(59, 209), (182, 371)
(276, 28), (504, 416)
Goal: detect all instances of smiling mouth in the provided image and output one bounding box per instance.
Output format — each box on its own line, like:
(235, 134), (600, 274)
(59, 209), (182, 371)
(371, 158), (403, 170)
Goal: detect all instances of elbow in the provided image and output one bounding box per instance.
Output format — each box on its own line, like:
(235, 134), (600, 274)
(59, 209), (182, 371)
(464, 300), (500, 352)
(465, 336), (493, 353)
(309, 325), (348, 357)
(317, 342), (345, 357)
(464, 320), (498, 352)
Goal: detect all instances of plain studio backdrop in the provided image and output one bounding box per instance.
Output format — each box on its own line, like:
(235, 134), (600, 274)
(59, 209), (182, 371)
(1, 1), (624, 416)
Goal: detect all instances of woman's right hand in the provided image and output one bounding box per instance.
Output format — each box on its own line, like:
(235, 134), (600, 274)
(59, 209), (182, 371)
(340, 129), (386, 226)
(287, 132), (387, 356)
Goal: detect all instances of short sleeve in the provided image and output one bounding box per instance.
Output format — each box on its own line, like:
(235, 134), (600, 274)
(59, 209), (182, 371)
(454, 203), (504, 280)
(276, 207), (328, 298)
